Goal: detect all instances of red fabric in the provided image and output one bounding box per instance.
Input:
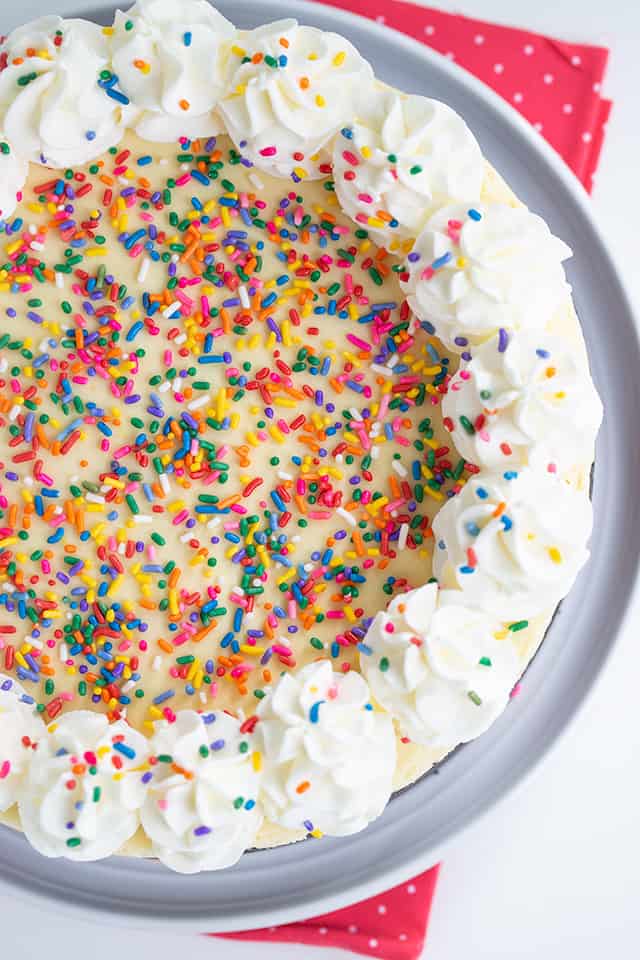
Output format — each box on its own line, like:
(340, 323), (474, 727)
(214, 865), (440, 959)
(315, 0), (612, 192)
(208, 6), (612, 959)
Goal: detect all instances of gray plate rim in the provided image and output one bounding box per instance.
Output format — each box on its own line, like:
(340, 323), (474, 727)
(0, 0), (638, 931)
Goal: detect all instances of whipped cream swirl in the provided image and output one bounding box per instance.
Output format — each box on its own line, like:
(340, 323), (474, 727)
(333, 90), (483, 249)
(443, 331), (602, 475)
(219, 18), (374, 179)
(111, 0), (236, 142)
(141, 709), (262, 874)
(401, 203), (572, 353)
(256, 660), (395, 836)
(362, 584), (520, 747)
(0, 16), (131, 167)
(433, 468), (592, 619)
(0, 138), (28, 220)
(18, 711), (149, 861)
(0, 675), (45, 813)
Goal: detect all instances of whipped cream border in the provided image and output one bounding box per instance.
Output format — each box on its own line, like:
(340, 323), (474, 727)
(0, 3), (601, 873)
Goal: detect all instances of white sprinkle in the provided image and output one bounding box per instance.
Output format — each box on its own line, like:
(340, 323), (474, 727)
(249, 172), (264, 190)
(398, 524), (409, 551)
(392, 460), (408, 478)
(188, 393), (210, 410)
(158, 380), (172, 393)
(152, 656), (162, 671)
(239, 285), (250, 309)
(132, 514), (153, 524)
(59, 644), (68, 662)
(162, 301), (181, 318)
(336, 507), (356, 527)
(137, 257), (151, 284)
(159, 473), (170, 494)
(277, 471), (293, 481)
(85, 493), (106, 505)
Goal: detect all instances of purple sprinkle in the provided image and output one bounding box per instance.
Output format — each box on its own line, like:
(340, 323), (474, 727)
(498, 328), (509, 352)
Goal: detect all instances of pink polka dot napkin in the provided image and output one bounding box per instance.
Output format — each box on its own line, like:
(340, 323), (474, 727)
(314, 0), (612, 192)
(214, 866), (440, 960)
(209, 5), (612, 959)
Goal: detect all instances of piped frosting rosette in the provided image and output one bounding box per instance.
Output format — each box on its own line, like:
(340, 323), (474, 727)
(432, 468), (593, 620)
(218, 18), (374, 180)
(0, 675), (45, 813)
(333, 89), (484, 249)
(141, 709), (263, 873)
(110, 0), (236, 142)
(442, 330), (603, 476)
(18, 711), (149, 860)
(401, 203), (572, 353)
(0, 16), (132, 167)
(256, 660), (396, 836)
(360, 584), (520, 747)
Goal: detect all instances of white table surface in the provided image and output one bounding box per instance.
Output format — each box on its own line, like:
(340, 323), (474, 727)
(2, 1), (640, 958)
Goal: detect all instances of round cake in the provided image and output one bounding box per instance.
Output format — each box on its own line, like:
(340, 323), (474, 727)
(0, 2), (601, 873)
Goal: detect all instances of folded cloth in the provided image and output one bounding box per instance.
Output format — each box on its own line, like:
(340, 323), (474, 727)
(210, 4), (612, 957)
(315, 0), (612, 191)
(215, 865), (440, 960)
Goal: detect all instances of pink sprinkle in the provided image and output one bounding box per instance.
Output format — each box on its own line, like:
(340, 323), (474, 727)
(259, 146), (277, 157)
(0, 761), (11, 780)
(272, 644), (292, 657)
(346, 333), (371, 351)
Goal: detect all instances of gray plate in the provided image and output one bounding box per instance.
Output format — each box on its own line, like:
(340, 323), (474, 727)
(1, 0), (638, 931)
